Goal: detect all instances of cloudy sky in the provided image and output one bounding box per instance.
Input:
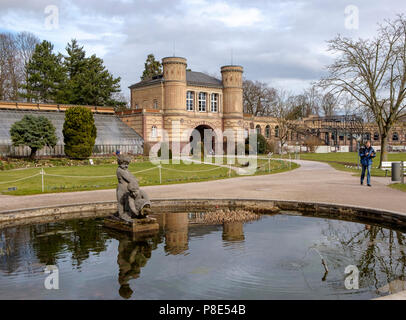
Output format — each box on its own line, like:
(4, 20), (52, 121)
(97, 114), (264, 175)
(1, 0), (404, 98)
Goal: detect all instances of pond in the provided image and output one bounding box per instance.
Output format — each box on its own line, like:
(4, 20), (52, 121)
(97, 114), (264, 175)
(0, 212), (405, 300)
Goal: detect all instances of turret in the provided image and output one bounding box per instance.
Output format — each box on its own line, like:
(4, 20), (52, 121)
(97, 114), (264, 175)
(221, 65), (243, 118)
(162, 57), (187, 112)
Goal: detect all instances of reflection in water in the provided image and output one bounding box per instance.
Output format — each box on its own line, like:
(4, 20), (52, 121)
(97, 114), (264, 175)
(163, 213), (189, 255)
(104, 229), (161, 299)
(1, 213), (406, 299)
(320, 221), (406, 295)
(222, 222), (245, 242)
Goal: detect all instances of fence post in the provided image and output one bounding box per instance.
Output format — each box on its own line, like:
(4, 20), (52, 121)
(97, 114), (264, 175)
(402, 161), (405, 185)
(268, 158), (271, 172)
(228, 164), (231, 177)
(41, 168), (44, 192)
(158, 165), (162, 184)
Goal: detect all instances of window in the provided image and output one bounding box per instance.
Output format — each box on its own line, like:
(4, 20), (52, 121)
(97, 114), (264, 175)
(265, 125), (270, 138)
(211, 93), (218, 112)
(339, 135), (344, 141)
(151, 126), (157, 138)
(393, 132), (399, 141)
(255, 125), (261, 135)
(373, 132), (379, 141)
(186, 91), (194, 111)
(135, 104), (139, 110)
(275, 126), (279, 138)
(153, 100), (158, 109)
(198, 92), (206, 112)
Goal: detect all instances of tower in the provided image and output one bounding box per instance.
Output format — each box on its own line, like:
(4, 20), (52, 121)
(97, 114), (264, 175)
(221, 65), (244, 138)
(162, 57), (187, 113)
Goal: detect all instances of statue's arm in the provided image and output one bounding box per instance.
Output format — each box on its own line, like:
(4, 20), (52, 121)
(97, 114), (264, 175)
(128, 198), (137, 214)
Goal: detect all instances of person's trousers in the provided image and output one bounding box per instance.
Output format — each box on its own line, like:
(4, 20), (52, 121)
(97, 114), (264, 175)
(361, 164), (371, 185)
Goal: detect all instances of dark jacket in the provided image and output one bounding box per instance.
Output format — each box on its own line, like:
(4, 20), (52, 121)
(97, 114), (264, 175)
(359, 146), (376, 166)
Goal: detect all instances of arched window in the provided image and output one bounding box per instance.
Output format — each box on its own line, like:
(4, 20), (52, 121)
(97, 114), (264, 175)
(275, 126), (279, 138)
(393, 132), (399, 141)
(151, 126), (157, 138)
(373, 132), (379, 141)
(265, 125), (270, 138)
(255, 125), (261, 135)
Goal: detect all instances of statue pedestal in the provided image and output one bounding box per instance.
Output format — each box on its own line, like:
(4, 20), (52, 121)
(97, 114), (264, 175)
(104, 216), (159, 234)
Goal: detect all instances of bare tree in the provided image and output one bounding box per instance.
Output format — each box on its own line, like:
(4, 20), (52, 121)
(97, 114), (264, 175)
(242, 79), (277, 116)
(320, 15), (406, 167)
(0, 31), (39, 102)
(15, 32), (40, 100)
(321, 92), (338, 117)
(269, 89), (296, 151)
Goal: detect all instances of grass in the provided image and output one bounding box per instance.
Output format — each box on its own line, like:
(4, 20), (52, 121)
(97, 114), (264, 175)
(284, 151), (406, 177)
(389, 183), (406, 192)
(0, 156), (298, 195)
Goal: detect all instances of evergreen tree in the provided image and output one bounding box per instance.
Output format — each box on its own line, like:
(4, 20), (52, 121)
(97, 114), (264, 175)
(22, 40), (67, 103)
(62, 106), (97, 159)
(10, 115), (57, 159)
(63, 39), (121, 106)
(141, 54), (162, 80)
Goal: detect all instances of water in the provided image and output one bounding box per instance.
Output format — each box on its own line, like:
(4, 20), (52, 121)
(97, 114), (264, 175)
(0, 212), (406, 300)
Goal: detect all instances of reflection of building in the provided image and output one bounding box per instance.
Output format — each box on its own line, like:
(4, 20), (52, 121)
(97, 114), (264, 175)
(164, 212), (189, 255)
(222, 222), (245, 242)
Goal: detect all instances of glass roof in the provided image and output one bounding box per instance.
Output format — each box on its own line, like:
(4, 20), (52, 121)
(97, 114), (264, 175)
(0, 110), (143, 145)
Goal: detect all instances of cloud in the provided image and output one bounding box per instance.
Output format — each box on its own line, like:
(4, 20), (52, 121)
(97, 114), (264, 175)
(0, 0), (404, 96)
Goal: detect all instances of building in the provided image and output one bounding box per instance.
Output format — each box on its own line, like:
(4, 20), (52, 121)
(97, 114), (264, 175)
(118, 56), (405, 153)
(118, 56), (247, 153)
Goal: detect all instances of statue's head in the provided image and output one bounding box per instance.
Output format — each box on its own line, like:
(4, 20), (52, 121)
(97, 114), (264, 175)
(117, 154), (131, 169)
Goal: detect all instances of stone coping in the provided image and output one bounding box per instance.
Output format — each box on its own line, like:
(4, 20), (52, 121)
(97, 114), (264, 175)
(1, 198), (406, 232)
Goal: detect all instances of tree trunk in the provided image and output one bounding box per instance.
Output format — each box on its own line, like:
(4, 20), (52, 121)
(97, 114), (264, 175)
(379, 134), (388, 168)
(30, 147), (37, 159)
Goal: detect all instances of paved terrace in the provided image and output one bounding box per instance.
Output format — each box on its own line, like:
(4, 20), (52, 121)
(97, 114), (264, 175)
(0, 160), (405, 214)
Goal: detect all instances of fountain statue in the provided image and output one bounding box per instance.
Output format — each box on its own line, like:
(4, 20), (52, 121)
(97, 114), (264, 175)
(104, 154), (159, 233)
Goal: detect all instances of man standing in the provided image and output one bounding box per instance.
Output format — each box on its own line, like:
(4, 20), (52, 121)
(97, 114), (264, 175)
(359, 140), (376, 187)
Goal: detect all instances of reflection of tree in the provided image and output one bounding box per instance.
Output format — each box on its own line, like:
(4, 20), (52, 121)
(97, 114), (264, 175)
(31, 218), (109, 266)
(105, 229), (161, 299)
(321, 220), (406, 291)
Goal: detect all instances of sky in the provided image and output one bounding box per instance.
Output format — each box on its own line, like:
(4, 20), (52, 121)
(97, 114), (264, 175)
(0, 0), (405, 99)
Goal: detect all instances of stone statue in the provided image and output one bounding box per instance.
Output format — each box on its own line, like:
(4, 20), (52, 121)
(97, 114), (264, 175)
(116, 155), (151, 222)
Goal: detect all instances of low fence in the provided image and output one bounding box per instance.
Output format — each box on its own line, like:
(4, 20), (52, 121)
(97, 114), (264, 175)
(0, 144), (143, 157)
(0, 156), (291, 193)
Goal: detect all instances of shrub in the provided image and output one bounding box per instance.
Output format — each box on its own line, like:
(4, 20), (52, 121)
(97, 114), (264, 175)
(10, 115), (57, 159)
(63, 107), (97, 159)
(245, 133), (270, 154)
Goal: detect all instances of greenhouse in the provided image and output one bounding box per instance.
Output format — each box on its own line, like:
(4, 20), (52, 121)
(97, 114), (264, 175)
(0, 109), (144, 157)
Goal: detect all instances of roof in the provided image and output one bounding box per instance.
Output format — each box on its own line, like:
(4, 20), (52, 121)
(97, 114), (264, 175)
(129, 71), (223, 89)
(186, 71), (223, 88)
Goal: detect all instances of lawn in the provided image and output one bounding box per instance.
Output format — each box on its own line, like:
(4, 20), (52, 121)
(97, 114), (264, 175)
(0, 156), (298, 195)
(389, 183), (406, 192)
(286, 151), (406, 177)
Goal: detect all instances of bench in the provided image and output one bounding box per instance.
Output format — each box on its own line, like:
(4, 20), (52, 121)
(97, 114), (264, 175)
(381, 161), (406, 177)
